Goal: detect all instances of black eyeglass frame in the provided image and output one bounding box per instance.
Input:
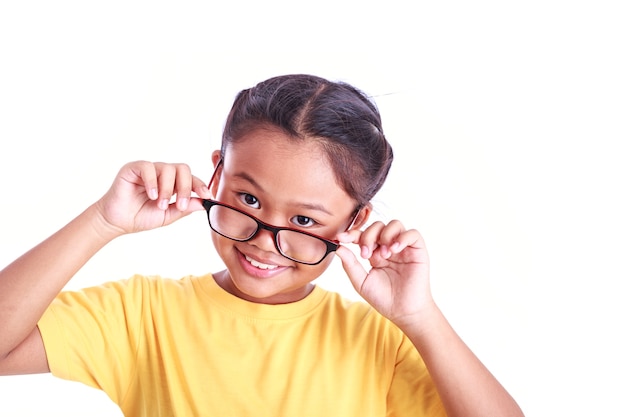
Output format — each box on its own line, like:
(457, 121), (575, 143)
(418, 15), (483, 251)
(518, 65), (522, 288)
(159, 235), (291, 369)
(201, 159), (350, 266)
(202, 199), (340, 265)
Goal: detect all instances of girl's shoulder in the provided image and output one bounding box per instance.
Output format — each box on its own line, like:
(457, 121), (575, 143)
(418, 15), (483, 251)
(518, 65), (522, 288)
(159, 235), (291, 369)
(315, 287), (404, 338)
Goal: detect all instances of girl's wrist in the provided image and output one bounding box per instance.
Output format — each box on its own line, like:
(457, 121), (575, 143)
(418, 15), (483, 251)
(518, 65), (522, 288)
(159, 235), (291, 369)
(84, 203), (126, 244)
(392, 300), (445, 346)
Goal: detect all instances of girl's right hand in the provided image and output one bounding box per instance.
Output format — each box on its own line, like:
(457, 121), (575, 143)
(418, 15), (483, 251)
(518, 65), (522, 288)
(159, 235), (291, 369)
(94, 161), (211, 237)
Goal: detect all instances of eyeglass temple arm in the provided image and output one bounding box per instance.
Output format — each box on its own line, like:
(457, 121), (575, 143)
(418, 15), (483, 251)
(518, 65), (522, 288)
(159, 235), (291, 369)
(207, 158), (224, 198)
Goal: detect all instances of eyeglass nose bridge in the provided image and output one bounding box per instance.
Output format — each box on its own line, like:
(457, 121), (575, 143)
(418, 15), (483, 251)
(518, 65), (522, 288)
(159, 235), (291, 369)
(246, 219), (285, 254)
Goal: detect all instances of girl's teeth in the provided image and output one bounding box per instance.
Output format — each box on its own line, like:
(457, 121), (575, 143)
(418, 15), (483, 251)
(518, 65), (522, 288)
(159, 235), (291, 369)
(245, 255), (278, 270)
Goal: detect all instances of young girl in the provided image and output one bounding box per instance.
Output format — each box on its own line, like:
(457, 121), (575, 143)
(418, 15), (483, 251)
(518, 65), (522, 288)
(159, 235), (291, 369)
(0, 74), (524, 416)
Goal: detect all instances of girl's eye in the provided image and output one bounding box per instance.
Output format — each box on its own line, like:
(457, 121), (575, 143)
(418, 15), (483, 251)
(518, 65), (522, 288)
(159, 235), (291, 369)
(239, 193), (260, 209)
(292, 215), (316, 228)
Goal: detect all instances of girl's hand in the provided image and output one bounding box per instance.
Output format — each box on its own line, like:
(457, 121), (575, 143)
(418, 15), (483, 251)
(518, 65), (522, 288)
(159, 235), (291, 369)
(338, 222), (527, 417)
(94, 161), (211, 238)
(336, 220), (435, 330)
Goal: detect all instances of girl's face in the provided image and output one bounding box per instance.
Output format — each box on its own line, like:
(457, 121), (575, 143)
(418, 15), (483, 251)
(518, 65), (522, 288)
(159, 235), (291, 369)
(209, 127), (368, 304)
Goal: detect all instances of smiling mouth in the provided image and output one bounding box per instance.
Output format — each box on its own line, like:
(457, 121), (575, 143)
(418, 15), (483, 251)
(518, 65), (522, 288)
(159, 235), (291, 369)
(244, 254), (279, 270)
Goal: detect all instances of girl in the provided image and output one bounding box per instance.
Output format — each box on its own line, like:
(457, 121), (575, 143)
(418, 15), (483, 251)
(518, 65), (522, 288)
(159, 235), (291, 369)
(0, 74), (524, 416)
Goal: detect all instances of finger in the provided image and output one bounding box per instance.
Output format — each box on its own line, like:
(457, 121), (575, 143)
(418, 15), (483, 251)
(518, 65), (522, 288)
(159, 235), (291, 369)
(130, 161), (159, 200)
(335, 245), (369, 292)
(191, 174), (211, 199)
(394, 228), (424, 251)
(386, 228), (430, 265)
(155, 163), (177, 210)
(378, 220), (407, 258)
(379, 220), (405, 245)
(336, 228), (362, 244)
(173, 164), (192, 211)
(183, 175), (212, 213)
(358, 221), (385, 259)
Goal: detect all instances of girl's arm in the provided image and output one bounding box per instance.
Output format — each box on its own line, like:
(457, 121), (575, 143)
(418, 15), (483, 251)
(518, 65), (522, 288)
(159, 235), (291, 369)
(0, 203), (118, 374)
(336, 222), (524, 417)
(0, 161), (210, 374)
(398, 303), (524, 417)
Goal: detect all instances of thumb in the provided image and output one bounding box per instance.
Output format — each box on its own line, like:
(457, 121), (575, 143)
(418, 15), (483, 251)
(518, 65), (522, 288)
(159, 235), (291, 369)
(336, 245), (368, 293)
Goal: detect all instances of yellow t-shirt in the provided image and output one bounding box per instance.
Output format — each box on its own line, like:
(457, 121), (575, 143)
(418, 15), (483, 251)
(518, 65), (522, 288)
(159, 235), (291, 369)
(38, 274), (445, 416)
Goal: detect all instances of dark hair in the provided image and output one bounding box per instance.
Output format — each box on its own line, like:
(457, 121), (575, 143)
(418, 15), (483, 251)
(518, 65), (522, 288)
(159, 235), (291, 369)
(221, 74), (393, 208)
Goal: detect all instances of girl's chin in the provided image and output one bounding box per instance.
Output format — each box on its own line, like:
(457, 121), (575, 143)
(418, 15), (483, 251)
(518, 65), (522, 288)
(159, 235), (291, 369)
(214, 256), (313, 305)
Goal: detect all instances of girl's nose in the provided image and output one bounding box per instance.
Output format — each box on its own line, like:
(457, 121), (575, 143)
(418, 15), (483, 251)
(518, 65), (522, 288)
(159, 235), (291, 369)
(249, 227), (280, 255)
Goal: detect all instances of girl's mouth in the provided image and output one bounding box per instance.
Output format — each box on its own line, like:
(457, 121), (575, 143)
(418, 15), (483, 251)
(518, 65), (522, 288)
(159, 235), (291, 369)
(236, 249), (288, 279)
(244, 254), (278, 270)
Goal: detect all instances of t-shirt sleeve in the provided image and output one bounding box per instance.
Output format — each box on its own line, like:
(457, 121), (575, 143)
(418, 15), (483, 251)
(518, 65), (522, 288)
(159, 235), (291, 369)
(386, 334), (447, 417)
(37, 276), (146, 403)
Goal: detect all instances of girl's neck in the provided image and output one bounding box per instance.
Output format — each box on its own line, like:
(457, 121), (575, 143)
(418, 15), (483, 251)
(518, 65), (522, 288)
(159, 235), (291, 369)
(212, 269), (315, 305)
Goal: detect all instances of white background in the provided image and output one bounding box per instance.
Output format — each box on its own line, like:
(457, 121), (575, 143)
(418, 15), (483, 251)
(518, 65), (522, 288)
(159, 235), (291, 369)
(1, 1), (624, 416)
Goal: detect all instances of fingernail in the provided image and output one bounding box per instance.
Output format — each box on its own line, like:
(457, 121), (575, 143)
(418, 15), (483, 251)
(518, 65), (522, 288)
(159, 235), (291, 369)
(179, 198), (189, 210)
(149, 188), (158, 200)
(159, 199), (169, 210)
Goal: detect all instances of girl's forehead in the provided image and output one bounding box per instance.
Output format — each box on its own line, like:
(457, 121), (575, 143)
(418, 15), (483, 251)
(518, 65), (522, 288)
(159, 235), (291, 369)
(220, 129), (355, 211)
(228, 126), (321, 152)
(224, 128), (328, 174)
(224, 140), (330, 186)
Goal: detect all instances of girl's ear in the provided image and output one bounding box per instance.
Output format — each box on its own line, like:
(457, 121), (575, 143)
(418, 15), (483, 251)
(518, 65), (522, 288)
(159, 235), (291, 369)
(211, 150), (222, 167)
(209, 150), (223, 197)
(350, 203), (372, 230)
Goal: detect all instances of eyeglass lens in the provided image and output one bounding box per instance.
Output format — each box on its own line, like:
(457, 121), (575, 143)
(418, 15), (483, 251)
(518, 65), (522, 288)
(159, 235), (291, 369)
(208, 204), (330, 264)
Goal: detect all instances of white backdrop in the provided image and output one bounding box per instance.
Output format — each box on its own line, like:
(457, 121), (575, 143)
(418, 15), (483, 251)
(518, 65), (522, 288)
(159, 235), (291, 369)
(1, 1), (624, 416)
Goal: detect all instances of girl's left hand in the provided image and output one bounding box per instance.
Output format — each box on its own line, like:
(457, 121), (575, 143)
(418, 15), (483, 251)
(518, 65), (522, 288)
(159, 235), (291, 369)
(336, 220), (434, 329)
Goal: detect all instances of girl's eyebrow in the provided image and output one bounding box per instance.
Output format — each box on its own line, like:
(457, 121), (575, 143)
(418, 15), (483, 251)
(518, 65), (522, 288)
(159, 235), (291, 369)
(233, 171), (262, 190)
(233, 171), (333, 216)
(291, 201), (332, 216)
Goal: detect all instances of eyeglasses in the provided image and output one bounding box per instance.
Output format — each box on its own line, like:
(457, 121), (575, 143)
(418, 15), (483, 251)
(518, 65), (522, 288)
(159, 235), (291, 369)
(202, 160), (344, 265)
